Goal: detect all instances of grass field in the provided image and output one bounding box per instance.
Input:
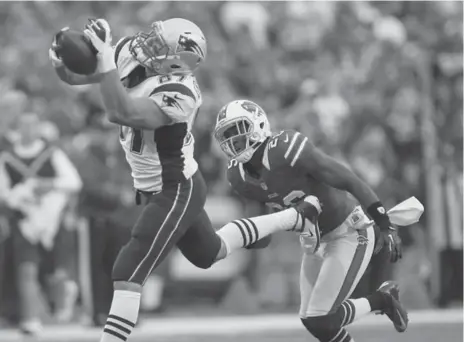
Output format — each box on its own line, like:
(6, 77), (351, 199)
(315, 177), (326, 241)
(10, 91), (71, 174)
(1, 309), (462, 342)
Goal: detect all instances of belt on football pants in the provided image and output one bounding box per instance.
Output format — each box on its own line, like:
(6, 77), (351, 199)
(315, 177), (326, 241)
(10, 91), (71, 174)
(321, 206), (367, 242)
(135, 189), (161, 205)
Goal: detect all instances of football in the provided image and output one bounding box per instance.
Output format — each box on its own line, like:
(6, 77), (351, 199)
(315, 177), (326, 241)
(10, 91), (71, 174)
(54, 29), (98, 75)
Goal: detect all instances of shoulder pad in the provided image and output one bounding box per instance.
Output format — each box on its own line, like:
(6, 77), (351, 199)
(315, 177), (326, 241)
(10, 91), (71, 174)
(113, 36), (140, 80)
(264, 130), (308, 169)
(114, 36), (132, 65)
(150, 75), (201, 102)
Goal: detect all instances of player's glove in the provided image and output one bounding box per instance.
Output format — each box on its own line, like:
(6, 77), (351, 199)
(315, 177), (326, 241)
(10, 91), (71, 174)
(49, 27), (69, 68)
(83, 18), (116, 73)
(368, 202), (402, 263)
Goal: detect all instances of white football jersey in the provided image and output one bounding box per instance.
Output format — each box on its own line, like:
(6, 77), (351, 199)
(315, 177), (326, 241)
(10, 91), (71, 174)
(114, 37), (201, 192)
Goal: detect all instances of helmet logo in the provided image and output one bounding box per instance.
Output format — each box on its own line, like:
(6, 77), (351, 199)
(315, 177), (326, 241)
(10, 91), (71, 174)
(240, 101), (264, 117)
(177, 34), (205, 59)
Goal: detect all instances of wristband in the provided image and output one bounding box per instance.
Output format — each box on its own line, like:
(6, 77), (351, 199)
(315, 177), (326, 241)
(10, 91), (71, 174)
(367, 201), (391, 230)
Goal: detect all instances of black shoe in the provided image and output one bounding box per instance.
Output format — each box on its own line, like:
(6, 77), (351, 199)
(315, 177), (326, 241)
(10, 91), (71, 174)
(377, 281), (409, 332)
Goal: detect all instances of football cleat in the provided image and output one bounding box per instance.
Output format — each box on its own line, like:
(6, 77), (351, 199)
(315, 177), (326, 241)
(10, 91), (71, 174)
(377, 281), (409, 333)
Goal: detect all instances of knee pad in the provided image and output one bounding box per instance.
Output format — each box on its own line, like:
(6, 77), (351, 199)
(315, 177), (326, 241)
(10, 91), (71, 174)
(301, 315), (338, 341)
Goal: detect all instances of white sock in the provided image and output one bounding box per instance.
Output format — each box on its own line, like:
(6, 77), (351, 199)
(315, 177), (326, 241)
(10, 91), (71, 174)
(341, 298), (372, 326)
(216, 207), (301, 256)
(101, 290), (141, 342)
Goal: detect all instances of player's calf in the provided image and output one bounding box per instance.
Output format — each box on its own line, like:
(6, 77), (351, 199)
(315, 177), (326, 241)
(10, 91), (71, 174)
(215, 195), (322, 260)
(215, 207), (302, 260)
(301, 284), (408, 342)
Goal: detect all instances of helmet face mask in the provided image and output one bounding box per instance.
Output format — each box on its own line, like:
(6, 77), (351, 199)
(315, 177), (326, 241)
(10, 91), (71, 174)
(214, 100), (271, 163)
(129, 21), (171, 74)
(129, 19), (206, 75)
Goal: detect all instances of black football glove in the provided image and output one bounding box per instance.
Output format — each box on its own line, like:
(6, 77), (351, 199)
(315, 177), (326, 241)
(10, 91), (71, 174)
(374, 225), (402, 263)
(368, 202), (402, 263)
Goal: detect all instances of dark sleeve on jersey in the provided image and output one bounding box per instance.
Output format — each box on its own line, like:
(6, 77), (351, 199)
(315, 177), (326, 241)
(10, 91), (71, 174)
(289, 134), (382, 210)
(267, 130), (306, 168)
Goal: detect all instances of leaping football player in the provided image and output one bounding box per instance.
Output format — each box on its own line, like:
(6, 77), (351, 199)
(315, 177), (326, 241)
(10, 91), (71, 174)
(214, 99), (409, 342)
(49, 19), (322, 342)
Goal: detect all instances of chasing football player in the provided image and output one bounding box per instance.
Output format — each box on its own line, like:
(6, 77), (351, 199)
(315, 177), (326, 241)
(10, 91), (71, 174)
(214, 99), (409, 342)
(49, 19), (322, 342)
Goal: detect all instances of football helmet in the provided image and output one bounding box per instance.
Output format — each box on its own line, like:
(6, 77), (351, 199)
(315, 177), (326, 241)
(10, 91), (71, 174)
(214, 100), (271, 163)
(129, 18), (207, 75)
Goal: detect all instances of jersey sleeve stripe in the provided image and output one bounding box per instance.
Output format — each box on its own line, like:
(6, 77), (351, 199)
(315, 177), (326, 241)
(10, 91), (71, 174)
(149, 83), (196, 100)
(290, 137), (308, 167)
(114, 36), (132, 64)
(284, 132), (300, 159)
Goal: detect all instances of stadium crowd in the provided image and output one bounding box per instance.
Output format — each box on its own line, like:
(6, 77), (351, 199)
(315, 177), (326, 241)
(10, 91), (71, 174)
(0, 0), (461, 330)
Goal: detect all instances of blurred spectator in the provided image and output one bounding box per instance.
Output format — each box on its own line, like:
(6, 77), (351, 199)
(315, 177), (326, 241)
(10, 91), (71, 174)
(436, 145), (463, 307)
(0, 112), (82, 334)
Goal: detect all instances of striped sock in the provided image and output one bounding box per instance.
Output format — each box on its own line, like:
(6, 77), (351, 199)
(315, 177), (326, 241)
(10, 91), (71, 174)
(338, 298), (371, 327)
(328, 329), (355, 342)
(101, 290), (140, 342)
(216, 208), (301, 256)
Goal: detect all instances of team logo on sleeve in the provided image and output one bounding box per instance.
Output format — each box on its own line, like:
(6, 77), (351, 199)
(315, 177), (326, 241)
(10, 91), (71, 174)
(177, 34), (205, 59)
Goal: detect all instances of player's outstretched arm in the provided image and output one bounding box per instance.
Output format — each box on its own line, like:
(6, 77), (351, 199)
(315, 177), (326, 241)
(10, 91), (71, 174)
(291, 136), (402, 261)
(97, 70), (171, 129)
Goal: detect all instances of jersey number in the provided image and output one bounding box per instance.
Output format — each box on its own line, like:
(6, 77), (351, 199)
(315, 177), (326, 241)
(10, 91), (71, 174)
(120, 126), (144, 154)
(267, 190), (306, 211)
(268, 131), (285, 150)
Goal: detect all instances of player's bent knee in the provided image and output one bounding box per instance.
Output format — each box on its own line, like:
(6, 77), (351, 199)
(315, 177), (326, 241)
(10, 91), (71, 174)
(301, 315), (339, 340)
(187, 253), (216, 269)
